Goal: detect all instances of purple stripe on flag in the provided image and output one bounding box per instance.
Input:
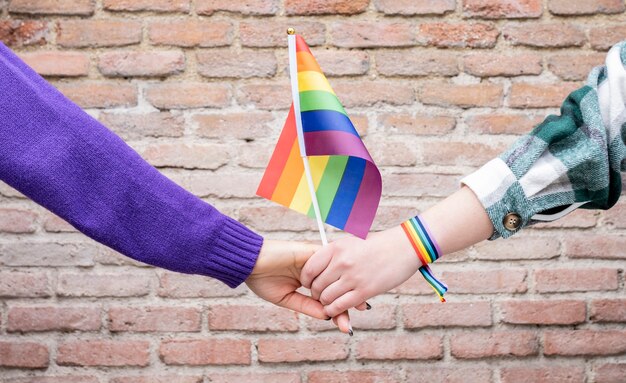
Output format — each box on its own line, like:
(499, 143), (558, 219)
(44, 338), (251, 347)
(343, 161), (382, 239)
(303, 130), (374, 162)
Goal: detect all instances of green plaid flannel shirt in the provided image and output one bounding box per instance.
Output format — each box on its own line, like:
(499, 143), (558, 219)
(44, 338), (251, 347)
(462, 41), (626, 239)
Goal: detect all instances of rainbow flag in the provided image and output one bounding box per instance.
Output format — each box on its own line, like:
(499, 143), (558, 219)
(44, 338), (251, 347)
(257, 34), (381, 239)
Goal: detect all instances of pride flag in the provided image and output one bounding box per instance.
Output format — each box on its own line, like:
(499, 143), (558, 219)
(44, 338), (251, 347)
(257, 33), (381, 239)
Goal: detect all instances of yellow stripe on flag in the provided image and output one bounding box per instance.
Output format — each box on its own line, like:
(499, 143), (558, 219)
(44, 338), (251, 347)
(298, 71), (335, 95)
(289, 156), (330, 214)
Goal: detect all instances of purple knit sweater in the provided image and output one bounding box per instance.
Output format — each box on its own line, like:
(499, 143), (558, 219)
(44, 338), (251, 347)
(0, 43), (263, 288)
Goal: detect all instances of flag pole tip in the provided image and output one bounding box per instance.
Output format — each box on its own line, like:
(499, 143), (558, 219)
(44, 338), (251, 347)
(287, 28), (296, 35)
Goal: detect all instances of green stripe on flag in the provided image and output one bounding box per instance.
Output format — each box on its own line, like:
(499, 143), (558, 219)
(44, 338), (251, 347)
(300, 90), (347, 116)
(308, 155), (349, 220)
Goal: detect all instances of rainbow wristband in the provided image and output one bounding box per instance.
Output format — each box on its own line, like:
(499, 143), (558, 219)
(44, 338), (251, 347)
(400, 215), (448, 302)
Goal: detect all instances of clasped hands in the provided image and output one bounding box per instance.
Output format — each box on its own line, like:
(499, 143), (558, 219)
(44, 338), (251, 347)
(245, 226), (421, 334)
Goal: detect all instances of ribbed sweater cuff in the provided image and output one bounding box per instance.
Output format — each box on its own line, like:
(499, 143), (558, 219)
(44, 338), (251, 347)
(208, 216), (264, 288)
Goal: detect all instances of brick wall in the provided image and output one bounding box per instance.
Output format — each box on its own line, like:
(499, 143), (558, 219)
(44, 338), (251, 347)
(1, 0), (625, 382)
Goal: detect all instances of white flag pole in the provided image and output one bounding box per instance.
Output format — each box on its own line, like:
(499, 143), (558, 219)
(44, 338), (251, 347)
(287, 28), (328, 246)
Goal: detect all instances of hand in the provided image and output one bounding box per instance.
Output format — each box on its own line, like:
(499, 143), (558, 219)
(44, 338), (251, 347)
(245, 239), (354, 333)
(300, 226), (421, 318)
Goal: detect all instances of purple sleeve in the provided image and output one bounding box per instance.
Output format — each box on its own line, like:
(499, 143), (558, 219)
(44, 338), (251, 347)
(0, 43), (262, 288)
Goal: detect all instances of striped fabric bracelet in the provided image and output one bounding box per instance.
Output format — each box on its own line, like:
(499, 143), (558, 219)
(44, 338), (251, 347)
(400, 215), (448, 302)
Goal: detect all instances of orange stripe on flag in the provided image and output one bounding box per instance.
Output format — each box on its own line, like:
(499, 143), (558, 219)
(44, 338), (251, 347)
(297, 51), (322, 73)
(256, 105), (297, 199)
(271, 139), (304, 207)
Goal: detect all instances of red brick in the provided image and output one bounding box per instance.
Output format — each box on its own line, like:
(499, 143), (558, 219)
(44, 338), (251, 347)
(589, 25), (626, 51)
(503, 23), (585, 48)
(466, 113), (543, 135)
(418, 22), (498, 48)
(55, 82), (137, 108)
(307, 303), (396, 331)
(564, 234), (626, 260)
(0, 271), (50, 298)
(392, 272), (452, 295)
(452, 331), (538, 358)
(2, 377), (99, 383)
(532, 209), (599, 229)
(197, 0), (278, 15)
(197, 50), (276, 78)
(100, 112), (184, 140)
(0, 208), (37, 233)
(308, 370), (399, 383)
(379, 113), (456, 136)
(43, 213), (76, 232)
(500, 366), (585, 383)
(377, 50), (459, 77)
(205, 373), (299, 383)
(371, 205), (421, 231)
(240, 21), (325, 48)
(463, 0), (542, 18)
(0, 181), (25, 198)
(141, 143), (228, 169)
(535, 268), (618, 293)
(464, 52), (542, 77)
(368, 141), (417, 167)
(444, 269), (528, 294)
(103, 0), (190, 13)
(0, 241), (96, 266)
(474, 237), (560, 260)
(57, 20), (141, 48)
(146, 83), (231, 109)
(375, 0), (455, 14)
(548, 52), (606, 81)
(239, 206), (318, 232)
(594, 363), (626, 383)
(95, 246), (149, 268)
(422, 141), (506, 166)
(334, 80), (414, 107)
(590, 299), (626, 323)
(286, 0), (368, 15)
(258, 337), (348, 363)
(0, 19), (48, 47)
(403, 301), (492, 328)
(193, 112), (274, 140)
(8, 306), (100, 332)
(603, 200), (626, 227)
(110, 377), (201, 383)
(180, 172), (261, 199)
(356, 334), (442, 360)
(237, 83), (291, 110)
(57, 273), (151, 297)
(98, 51), (184, 77)
(500, 299), (586, 325)
(420, 83), (503, 108)
(383, 173), (459, 197)
(0, 341), (49, 368)
(331, 21), (414, 48)
(544, 330), (626, 356)
(9, 0), (94, 15)
(109, 306), (201, 332)
(509, 82), (580, 108)
(19, 51), (89, 77)
(549, 0), (625, 15)
(57, 340), (149, 366)
(235, 142), (274, 168)
(208, 304), (298, 332)
(406, 367), (493, 383)
(158, 271), (245, 298)
(148, 20), (232, 47)
(160, 339), (250, 365)
(314, 50), (370, 76)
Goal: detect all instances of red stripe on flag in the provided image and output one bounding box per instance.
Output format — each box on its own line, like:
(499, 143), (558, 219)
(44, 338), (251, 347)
(256, 104), (298, 199)
(295, 35), (312, 54)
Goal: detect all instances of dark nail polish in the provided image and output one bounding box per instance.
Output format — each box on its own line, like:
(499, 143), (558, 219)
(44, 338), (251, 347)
(325, 317), (332, 321)
(366, 302), (372, 310)
(348, 329), (354, 336)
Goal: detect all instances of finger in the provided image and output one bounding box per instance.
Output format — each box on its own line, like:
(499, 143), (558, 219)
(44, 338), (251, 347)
(323, 290), (364, 318)
(355, 302), (368, 311)
(278, 291), (328, 320)
(310, 267), (342, 301)
(319, 278), (351, 306)
(334, 311), (352, 335)
(300, 245), (333, 289)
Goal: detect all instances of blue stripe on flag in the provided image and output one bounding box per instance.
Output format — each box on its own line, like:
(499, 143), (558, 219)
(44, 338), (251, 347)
(300, 110), (360, 137)
(325, 157), (366, 230)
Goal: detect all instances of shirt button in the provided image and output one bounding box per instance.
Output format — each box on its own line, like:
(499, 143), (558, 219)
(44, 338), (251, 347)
(503, 213), (522, 231)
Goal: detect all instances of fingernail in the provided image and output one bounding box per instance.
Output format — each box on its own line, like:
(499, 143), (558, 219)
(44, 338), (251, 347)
(348, 328), (354, 337)
(366, 302), (372, 310)
(325, 317), (332, 321)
